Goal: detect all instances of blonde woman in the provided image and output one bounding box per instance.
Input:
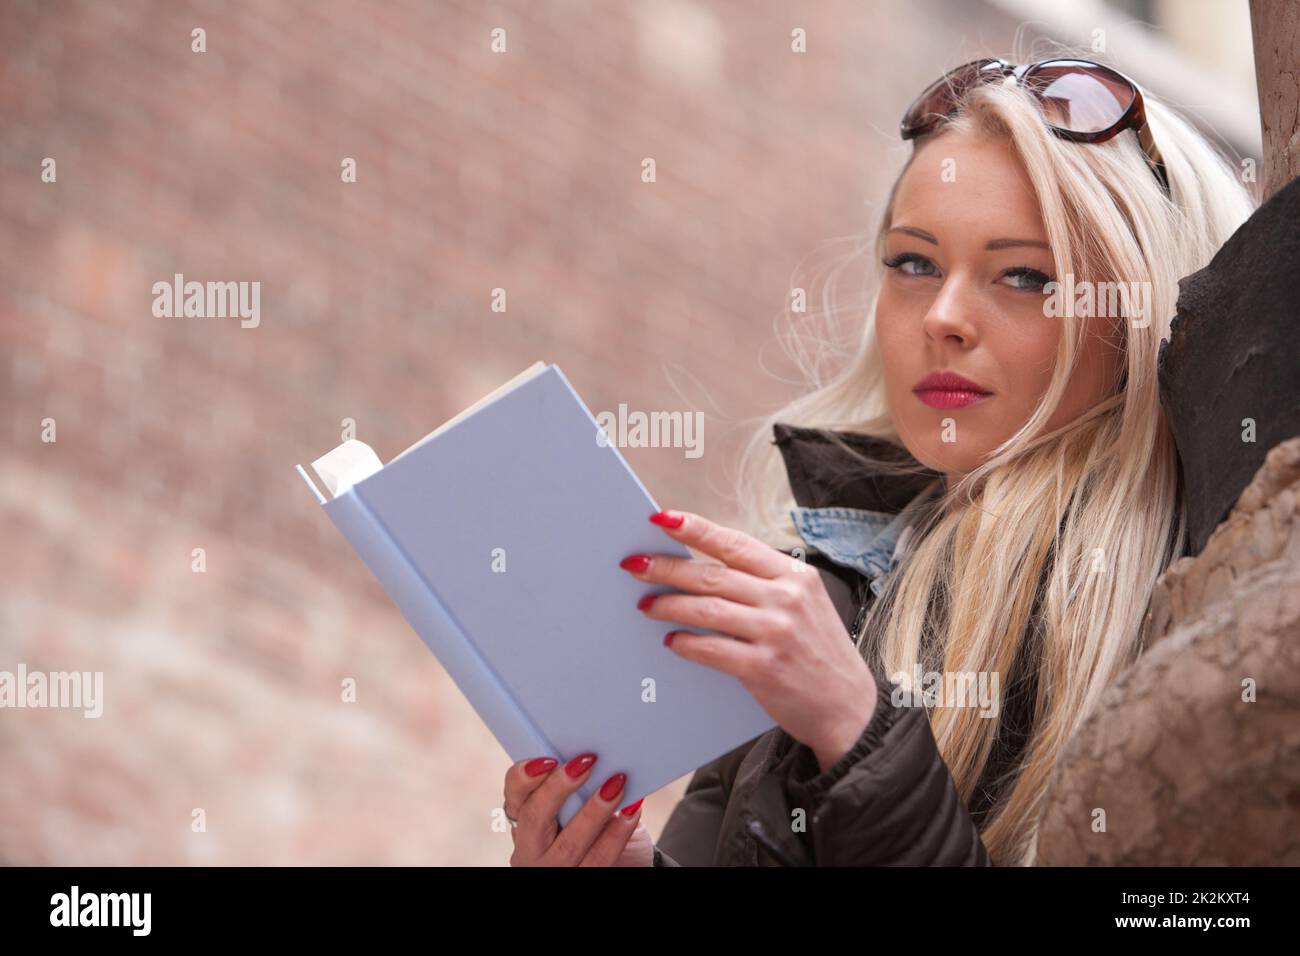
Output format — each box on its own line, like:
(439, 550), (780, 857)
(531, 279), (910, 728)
(502, 51), (1256, 866)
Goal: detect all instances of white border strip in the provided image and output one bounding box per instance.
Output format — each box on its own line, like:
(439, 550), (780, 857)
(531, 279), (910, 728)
(296, 464), (327, 505)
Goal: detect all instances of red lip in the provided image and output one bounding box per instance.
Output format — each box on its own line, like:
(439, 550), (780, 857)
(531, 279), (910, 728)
(912, 370), (992, 410)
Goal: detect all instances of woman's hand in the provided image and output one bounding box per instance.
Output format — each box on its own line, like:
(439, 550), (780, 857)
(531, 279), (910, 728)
(622, 509), (878, 773)
(504, 754), (653, 866)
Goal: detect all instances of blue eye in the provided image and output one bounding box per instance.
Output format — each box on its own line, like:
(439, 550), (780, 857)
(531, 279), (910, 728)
(882, 253), (938, 277)
(1000, 266), (1053, 291)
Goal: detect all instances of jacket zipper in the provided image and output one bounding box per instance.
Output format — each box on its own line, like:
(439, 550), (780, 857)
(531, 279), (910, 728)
(747, 817), (805, 867)
(849, 599), (869, 643)
(849, 578), (873, 644)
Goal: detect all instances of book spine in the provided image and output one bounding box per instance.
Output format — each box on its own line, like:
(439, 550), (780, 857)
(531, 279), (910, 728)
(323, 486), (562, 783)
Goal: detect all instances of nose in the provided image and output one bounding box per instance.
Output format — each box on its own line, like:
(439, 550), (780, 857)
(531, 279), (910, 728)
(920, 273), (981, 348)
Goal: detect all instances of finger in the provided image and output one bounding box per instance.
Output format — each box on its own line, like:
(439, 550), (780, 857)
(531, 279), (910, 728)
(578, 803), (644, 867)
(665, 629), (765, 684)
(622, 552), (767, 606)
(640, 592), (775, 643)
(545, 771), (631, 866)
(649, 510), (787, 579)
(503, 756), (560, 821)
(513, 752), (598, 861)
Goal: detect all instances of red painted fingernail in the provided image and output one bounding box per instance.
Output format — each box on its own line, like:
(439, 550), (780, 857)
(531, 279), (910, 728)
(637, 594), (657, 613)
(524, 757), (558, 777)
(620, 555), (651, 573)
(664, 631), (677, 647)
(620, 798), (644, 817)
(650, 510), (685, 528)
(564, 753), (597, 778)
(599, 772), (627, 802)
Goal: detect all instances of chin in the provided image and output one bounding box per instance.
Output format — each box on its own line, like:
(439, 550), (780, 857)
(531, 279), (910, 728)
(895, 429), (990, 478)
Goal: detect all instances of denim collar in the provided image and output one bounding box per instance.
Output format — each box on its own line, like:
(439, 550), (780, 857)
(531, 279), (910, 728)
(772, 422), (944, 595)
(790, 482), (942, 596)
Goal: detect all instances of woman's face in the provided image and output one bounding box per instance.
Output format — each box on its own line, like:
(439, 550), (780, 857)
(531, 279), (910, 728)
(875, 128), (1124, 482)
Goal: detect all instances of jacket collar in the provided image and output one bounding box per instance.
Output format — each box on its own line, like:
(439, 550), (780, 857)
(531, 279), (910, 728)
(772, 422), (944, 591)
(772, 422), (941, 512)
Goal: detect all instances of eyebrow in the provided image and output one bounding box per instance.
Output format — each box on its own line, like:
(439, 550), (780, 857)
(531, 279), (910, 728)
(888, 226), (1050, 252)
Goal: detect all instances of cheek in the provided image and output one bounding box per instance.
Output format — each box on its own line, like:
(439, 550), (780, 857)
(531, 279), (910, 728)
(1046, 321), (1123, 426)
(874, 294), (918, 389)
(989, 321), (1060, 404)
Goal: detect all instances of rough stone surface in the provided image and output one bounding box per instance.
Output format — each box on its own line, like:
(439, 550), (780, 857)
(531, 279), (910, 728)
(1158, 175), (1300, 556)
(1036, 437), (1300, 865)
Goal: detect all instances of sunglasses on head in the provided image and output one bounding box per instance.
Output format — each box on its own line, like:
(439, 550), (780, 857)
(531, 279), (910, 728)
(900, 57), (1170, 195)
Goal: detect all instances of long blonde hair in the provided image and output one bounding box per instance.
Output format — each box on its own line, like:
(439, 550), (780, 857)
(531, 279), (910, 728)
(735, 53), (1255, 865)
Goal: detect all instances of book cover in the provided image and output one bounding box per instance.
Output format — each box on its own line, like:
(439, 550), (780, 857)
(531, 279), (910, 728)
(301, 363), (775, 826)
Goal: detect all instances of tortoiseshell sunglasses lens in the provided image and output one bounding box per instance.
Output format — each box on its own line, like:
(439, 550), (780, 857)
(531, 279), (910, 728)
(1020, 59), (1137, 136)
(899, 59), (1003, 139)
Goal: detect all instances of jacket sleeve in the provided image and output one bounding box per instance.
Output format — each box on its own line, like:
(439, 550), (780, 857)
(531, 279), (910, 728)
(653, 734), (762, 866)
(780, 676), (993, 866)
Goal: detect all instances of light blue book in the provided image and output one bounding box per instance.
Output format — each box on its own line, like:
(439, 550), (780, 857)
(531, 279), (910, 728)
(297, 362), (775, 827)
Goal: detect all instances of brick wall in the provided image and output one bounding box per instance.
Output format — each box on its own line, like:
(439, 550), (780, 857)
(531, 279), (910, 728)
(0, 0), (1028, 863)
